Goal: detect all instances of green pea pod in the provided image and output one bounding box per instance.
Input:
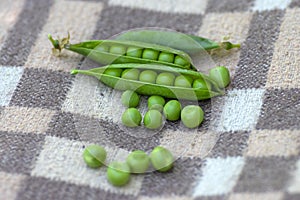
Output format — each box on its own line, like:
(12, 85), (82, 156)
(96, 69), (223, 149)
(71, 64), (224, 101)
(114, 29), (240, 54)
(48, 33), (197, 71)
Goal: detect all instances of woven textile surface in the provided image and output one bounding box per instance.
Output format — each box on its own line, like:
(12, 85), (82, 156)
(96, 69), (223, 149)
(1, 0), (300, 199)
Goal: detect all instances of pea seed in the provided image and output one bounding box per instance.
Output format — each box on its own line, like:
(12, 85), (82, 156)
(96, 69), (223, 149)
(96, 44), (109, 52)
(142, 49), (159, 60)
(126, 150), (150, 174)
(192, 78), (212, 90)
(121, 68), (140, 80)
(150, 146), (173, 172)
(209, 66), (230, 88)
(158, 52), (174, 63)
(126, 46), (143, 58)
(139, 70), (157, 84)
(181, 105), (204, 128)
(109, 45), (126, 55)
(147, 95), (165, 112)
(122, 108), (142, 127)
(107, 162), (131, 186)
(83, 145), (107, 168)
(103, 68), (123, 77)
(143, 110), (163, 129)
(174, 75), (193, 88)
(156, 72), (175, 86)
(174, 55), (188, 66)
(163, 100), (181, 121)
(121, 90), (140, 108)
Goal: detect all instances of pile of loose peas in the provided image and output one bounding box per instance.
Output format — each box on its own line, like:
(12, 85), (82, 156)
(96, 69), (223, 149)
(118, 65), (230, 129)
(121, 91), (204, 129)
(83, 144), (174, 186)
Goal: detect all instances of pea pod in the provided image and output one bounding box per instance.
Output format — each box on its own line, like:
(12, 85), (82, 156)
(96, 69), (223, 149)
(48, 33), (197, 71)
(114, 29), (240, 54)
(70, 64), (224, 101)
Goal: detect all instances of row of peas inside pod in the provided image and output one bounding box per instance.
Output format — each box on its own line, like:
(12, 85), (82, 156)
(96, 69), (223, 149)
(71, 63), (229, 101)
(94, 41), (192, 68)
(83, 144), (174, 187)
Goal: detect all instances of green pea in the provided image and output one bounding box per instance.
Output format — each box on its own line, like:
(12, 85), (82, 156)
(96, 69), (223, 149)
(181, 105), (204, 128)
(143, 110), (163, 130)
(147, 95), (165, 112)
(126, 150), (150, 174)
(96, 44), (109, 52)
(156, 72), (175, 86)
(158, 52), (174, 63)
(209, 66), (230, 88)
(163, 100), (181, 121)
(82, 144), (107, 168)
(126, 46), (143, 58)
(142, 49), (159, 60)
(174, 55), (189, 66)
(174, 75), (193, 88)
(121, 90), (140, 108)
(192, 78), (212, 90)
(150, 146), (173, 172)
(103, 68), (123, 77)
(139, 70), (157, 84)
(122, 108), (142, 127)
(109, 45), (126, 55)
(121, 68), (140, 80)
(107, 162), (131, 186)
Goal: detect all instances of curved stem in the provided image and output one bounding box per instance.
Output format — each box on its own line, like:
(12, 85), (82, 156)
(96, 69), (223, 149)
(48, 34), (60, 50)
(48, 32), (70, 56)
(220, 41), (241, 50)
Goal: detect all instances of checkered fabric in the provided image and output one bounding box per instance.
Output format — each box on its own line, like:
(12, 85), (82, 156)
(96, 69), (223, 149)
(0, 0), (300, 199)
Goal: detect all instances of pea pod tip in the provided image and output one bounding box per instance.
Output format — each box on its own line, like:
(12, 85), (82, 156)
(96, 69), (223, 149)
(70, 69), (78, 75)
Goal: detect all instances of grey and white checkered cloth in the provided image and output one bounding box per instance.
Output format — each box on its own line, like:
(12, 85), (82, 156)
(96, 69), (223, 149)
(0, 0), (300, 199)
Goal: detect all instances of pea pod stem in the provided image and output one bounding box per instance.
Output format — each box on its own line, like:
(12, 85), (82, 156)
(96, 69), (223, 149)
(48, 32), (70, 55)
(48, 34), (60, 49)
(220, 41), (241, 50)
(186, 34), (240, 51)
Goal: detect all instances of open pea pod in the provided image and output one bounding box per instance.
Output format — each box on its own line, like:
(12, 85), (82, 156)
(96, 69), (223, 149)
(48, 34), (197, 71)
(71, 63), (224, 101)
(114, 29), (240, 54)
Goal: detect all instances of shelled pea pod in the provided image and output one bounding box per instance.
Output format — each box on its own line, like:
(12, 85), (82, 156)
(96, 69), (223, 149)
(70, 63), (224, 101)
(48, 33), (197, 71)
(114, 29), (240, 54)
